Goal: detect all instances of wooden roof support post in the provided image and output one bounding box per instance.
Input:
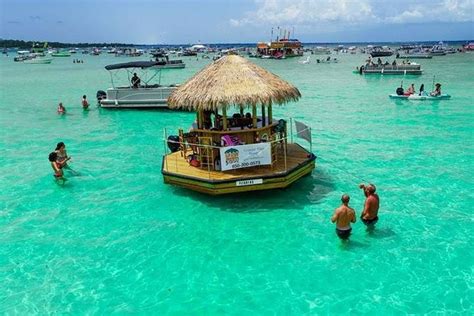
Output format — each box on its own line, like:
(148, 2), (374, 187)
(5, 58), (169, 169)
(268, 104), (272, 125)
(197, 110), (203, 129)
(252, 105), (257, 128)
(261, 105), (266, 127)
(222, 106), (228, 130)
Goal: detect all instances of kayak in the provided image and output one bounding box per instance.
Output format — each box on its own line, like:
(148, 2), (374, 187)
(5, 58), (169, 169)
(389, 94), (451, 100)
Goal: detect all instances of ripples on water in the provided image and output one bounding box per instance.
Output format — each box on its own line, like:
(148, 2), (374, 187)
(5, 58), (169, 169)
(0, 52), (473, 314)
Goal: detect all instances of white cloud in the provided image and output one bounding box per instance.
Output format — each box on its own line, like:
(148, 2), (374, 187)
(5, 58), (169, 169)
(386, 10), (424, 24)
(230, 0), (376, 27)
(230, 0), (473, 27)
(386, 0), (474, 23)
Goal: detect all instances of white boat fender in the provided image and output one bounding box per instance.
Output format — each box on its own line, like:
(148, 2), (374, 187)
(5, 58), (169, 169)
(115, 100), (118, 106)
(404, 70), (407, 75)
(381, 68), (384, 74)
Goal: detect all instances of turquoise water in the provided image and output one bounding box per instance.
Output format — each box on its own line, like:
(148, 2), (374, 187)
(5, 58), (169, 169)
(1, 51), (473, 314)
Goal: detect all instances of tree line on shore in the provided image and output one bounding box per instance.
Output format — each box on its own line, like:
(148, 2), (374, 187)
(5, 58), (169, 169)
(0, 39), (134, 49)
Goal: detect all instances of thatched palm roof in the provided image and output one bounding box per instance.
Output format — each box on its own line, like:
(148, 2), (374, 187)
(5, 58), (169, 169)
(168, 54), (301, 111)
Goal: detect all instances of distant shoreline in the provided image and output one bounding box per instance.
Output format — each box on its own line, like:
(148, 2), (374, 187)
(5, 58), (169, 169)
(1, 38), (472, 49)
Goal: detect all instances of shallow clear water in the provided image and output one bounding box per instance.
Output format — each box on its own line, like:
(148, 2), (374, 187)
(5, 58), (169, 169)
(0, 51), (473, 314)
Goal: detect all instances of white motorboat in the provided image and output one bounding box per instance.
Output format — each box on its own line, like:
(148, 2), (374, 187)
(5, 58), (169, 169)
(23, 56), (53, 64)
(311, 46), (331, 55)
(98, 61), (179, 108)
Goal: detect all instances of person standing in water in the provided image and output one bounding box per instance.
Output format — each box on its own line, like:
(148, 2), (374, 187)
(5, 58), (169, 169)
(49, 152), (65, 182)
(82, 95), (89, 110)
(55, 142), (71, 168)
(57, 102), (66, 114)
(331, 194), (356, 240)
(359, 183), (380, 229)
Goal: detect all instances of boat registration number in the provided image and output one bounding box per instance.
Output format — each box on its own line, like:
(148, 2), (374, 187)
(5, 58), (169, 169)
(236, 179), (263, 187)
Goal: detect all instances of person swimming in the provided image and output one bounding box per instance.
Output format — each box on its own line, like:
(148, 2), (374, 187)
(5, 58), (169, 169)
(331, 194), (356, 240)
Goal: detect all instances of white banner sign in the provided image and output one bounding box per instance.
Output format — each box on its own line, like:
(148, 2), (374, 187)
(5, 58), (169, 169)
(220, 143), (271, 171)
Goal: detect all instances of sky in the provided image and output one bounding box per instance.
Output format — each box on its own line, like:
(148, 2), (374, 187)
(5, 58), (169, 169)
(0, 0), (473, 44)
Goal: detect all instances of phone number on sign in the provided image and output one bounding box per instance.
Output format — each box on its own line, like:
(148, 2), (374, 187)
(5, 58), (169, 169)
(231, 161), (261, 169)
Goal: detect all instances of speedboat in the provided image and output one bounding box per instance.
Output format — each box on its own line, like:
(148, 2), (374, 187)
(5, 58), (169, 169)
(23, 55), (53, 64)
(98, 61), (180, 108)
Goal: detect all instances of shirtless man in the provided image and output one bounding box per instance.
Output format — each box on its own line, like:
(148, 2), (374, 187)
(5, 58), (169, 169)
(359, 183), (380, 228)
(331, 194), (356, 240)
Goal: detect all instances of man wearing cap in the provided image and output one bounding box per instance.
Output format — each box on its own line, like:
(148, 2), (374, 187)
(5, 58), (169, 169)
(359, 183), (380, 228)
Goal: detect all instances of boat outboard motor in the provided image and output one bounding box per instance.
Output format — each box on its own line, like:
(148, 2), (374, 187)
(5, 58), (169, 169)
(96, 90), (107, 103)
(396, 87), (404, 95)
(167, 135), (181, 152)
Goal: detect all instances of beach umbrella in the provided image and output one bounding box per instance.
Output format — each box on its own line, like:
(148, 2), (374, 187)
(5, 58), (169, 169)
(167, 54), (300, 111)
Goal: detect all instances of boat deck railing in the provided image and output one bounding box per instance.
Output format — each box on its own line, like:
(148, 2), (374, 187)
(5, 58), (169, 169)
(163, 122), (313, 180)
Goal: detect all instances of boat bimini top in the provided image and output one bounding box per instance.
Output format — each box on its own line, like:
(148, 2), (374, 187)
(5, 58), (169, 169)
(104, 61), (168, 88)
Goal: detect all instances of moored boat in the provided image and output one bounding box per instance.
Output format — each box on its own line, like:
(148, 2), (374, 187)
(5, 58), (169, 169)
(151, 52), (185, 69)
(256, 29), (303, 59)
(23, 56), (53, 64)
(98, 61), (179, 108)
(369, 46), (394, 57)
(396, 53), (432, 59)
(162, 54), (316, 195)
(356, 62), (422, 75)
(51, 51), (71, 57)
(389, 94), (451, 100)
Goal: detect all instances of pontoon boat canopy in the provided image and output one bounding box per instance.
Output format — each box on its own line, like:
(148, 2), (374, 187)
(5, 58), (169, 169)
(104, 61), (162, 70)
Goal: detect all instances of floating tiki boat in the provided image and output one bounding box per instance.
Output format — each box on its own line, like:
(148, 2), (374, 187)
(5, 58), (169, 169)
(356, 63), (423, 75)
(162, 54), (316, 195)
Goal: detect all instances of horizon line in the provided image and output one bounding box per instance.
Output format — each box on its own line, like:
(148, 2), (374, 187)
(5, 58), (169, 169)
(2, 38), (473, 47)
